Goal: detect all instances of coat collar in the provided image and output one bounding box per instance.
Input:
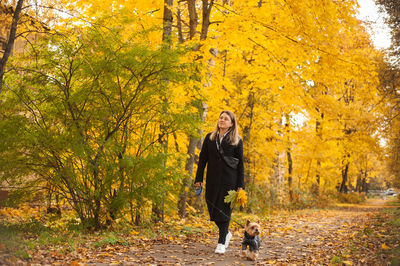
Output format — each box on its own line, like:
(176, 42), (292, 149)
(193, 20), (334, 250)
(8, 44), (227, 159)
(216, 129), (230, 140)
(216, 130), (230, 150)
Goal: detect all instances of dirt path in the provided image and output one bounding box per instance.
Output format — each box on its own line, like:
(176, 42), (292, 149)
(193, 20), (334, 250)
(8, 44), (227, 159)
(79, 199), (398, 265)
(2, 199), (398, 265)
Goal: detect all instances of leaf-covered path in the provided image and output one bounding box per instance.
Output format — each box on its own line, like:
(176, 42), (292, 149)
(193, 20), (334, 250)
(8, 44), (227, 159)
(121, 199), (398, 265)
(1, 199), (399, 265)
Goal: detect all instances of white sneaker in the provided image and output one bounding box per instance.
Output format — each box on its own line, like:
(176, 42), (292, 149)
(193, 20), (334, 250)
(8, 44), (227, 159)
(224, 231), (232, 249)
(215, 243), (226, 254)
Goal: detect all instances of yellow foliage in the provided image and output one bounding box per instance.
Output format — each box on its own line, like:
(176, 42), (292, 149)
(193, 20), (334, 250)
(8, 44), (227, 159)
(6, 0), (391, 218)
(224, 190), (248, 209)
(237, 190), (248, 208)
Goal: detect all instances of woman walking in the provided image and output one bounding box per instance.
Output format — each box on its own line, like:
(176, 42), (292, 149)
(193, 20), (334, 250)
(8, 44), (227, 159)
(195, 110), (245, 254)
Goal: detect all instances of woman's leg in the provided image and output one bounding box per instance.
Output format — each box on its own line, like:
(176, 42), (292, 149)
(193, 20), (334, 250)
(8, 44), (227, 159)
(215, 220), (230, 244)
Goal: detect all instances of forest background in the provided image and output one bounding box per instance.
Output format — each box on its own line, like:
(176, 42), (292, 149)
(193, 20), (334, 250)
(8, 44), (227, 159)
(0, 0), (400, 234)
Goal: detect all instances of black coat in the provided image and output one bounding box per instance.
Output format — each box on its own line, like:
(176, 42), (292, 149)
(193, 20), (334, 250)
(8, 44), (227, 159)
(195, 133), (245, 222)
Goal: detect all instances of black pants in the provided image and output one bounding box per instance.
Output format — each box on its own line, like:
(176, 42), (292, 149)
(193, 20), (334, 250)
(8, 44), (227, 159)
(215, 221), (230, 244)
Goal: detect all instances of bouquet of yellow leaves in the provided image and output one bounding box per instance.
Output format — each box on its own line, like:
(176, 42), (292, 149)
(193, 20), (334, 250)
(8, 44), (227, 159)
(224, 189), (247, 209)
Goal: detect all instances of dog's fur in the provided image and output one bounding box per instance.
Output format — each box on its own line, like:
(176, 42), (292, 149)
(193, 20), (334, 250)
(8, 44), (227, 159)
(241, 220), (261, 261)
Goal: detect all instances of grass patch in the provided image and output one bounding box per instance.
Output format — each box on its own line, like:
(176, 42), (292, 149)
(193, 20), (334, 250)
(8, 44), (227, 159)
(392, 246), (400, 266)
(0, 219), (134, 259)
(330, 255), (342, 265)
(0, 215), (90, 259)
(362, 227), (373, 236)
(181, 225), (203, 235)
(92, 232), (129, 248)
(390, 216), (400, 227)
(0, 219), (50, 256)
(383, 205), (400, 264)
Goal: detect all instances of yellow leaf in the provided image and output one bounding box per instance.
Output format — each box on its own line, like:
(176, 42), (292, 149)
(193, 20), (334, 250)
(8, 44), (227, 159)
(130, 230), (139, 236)
(343, 261), (353, 265)
(237, 190), (248, 208)
(224, 190), (237, 204)
(381, 243), (390, 250)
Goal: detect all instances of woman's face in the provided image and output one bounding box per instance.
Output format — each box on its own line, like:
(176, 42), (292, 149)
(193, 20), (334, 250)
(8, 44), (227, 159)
(218, 112), (233, 131)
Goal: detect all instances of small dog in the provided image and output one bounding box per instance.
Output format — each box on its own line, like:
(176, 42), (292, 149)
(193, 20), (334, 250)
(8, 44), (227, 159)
(241, 220), (261, 261)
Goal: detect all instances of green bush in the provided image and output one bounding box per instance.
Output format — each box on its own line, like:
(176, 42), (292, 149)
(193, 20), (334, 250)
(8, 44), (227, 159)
(1, 13), (200, 230)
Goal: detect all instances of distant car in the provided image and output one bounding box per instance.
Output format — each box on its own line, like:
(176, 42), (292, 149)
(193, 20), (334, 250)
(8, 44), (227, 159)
(385, 188), (396, 196)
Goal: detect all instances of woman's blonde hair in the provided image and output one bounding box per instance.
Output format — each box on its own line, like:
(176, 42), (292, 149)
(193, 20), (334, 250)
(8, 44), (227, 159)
(210, 110), (240, 146)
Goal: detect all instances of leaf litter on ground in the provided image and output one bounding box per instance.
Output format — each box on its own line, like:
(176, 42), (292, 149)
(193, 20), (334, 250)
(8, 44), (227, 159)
(0, 198), (399, 265)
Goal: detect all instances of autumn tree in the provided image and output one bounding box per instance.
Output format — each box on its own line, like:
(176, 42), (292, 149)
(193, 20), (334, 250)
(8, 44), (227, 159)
(199, 0), (385, 207)
(376, 0), (400, 64)
(376, 0), (400, 188)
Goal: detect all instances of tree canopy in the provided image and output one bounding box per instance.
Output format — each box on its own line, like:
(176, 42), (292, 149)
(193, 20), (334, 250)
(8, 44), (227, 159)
(0, 0), (396, 228)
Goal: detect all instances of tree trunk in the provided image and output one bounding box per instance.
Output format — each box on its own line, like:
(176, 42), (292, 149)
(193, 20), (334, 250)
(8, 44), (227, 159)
(135, 209), (141, 226)
(178, 137), (198, 218)
(287, 148), (293, 202)
(339, 158), (349, 193)
(356, 171), (362, 192)
(339, 121), (352, 194)
(177, 3), (184, 43)
(176, 0), (199, 219)
(187, 0), (198, 40)
(152, 0), (173, 223)
(200, 0), (213, 40)
(0, 0), (24, 94)
(243, 92), (255, 187)
(162, 0), (173, 43)
(314, 111), (324, 195)
(178, 102), (208, 217)
(285, 114), (294, 202)
(362, 168), (368, 192)
(179, 0), (215, 216)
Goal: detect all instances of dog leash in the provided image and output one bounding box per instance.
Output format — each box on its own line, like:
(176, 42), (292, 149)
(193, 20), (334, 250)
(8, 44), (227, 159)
(204, 197), (245, 228)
